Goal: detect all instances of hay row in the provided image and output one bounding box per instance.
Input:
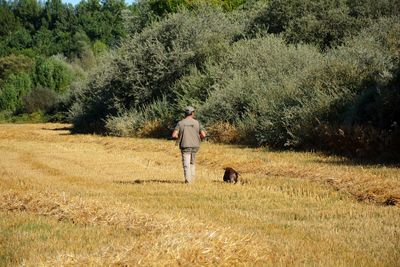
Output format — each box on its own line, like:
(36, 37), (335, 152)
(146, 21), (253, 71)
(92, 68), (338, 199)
(0, 190), (270, 266)
(0, 190), (162, 234)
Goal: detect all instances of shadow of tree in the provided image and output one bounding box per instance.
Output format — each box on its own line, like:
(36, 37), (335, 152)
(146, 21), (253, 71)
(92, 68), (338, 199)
(42, 126), (72, 131)
(312, 157), (399, 168)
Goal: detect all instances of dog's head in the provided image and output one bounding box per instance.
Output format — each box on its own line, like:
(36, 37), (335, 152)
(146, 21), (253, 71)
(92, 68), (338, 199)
(223, 167), (240, 176)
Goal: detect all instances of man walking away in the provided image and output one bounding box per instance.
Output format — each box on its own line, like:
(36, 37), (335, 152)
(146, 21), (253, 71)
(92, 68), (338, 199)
(172, 106), (206, 183)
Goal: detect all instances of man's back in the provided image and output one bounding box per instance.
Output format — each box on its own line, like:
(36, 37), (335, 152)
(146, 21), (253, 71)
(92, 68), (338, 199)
(177, 117), (201, 148)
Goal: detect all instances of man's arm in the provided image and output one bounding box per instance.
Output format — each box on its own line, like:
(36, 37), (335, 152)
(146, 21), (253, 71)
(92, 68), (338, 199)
(172, 129), (179, 139)
(171, 121), (180, 140)
(200, 130), (206, 140)
(199, 122), (206, 140)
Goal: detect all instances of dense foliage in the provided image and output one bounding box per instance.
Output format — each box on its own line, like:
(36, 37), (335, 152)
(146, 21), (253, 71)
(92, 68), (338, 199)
(0, 0), (128, 120)
(1, 0), (399, 159)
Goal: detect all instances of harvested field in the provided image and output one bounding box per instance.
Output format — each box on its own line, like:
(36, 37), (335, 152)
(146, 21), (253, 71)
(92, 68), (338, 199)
(0, 123), (399, 266)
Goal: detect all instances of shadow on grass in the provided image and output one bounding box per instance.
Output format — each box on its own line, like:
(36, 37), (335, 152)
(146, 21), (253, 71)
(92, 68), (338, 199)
(312, 156), (400, 168)
(114, 179), (185, 185)
(42, 126), (73, 132)
(212, 180), (248, 185)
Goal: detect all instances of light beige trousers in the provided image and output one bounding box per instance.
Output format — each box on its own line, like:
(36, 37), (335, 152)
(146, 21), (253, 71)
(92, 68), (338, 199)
(181, 151), (196, 183)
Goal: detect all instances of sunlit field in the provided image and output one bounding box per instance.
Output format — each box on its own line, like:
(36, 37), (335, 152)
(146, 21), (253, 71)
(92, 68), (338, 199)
(0, 123), (399, 266)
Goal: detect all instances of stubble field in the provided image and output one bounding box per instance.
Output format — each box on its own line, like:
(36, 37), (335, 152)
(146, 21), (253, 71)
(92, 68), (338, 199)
(0, 123), (399, 266)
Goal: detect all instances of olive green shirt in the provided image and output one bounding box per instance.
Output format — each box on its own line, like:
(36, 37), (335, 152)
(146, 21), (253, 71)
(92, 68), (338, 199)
(175, 117), (205, 150)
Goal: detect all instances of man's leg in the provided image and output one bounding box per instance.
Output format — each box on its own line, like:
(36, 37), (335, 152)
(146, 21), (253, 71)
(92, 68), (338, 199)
(190, 152), (196, 181)
(181, 152), (192, 183)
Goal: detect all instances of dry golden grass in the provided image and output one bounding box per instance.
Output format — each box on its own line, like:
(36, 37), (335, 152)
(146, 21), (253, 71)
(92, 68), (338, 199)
(0, 123), (399, 266)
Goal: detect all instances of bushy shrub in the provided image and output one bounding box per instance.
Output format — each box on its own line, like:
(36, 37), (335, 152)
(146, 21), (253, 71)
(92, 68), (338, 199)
(105, 111), (142, 137)
(136, 96), (175, 138)
(263, 20), (398, 148)
(313, 122), (400, 159)
(92, 40), (108, 57)
(69, 62), (116, 133)
(206, 122), (242, 144)
(136, 0), (247, 17)
(137, 119), (167, 138)
(346, 0), (400, 19)
(71, 1), (399, 160)
(247, 0), (399, 50)
(284, 17), (400, 150)
(116, 6), (240, 107)
(104, 96), (174, 138)
(318, 17), (399, 125)
(22, 86), (59, 113)
(194, 36), (323, 146)
(171, 59), (224, 116)
(72, 7), (241, 133)
(190, 18), (399, 149)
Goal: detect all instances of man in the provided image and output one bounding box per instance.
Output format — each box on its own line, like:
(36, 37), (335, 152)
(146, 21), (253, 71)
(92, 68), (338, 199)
(172, 106), (206, 183)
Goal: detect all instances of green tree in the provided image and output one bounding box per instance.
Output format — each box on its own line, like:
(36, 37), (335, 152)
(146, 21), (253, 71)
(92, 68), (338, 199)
(0, 54), (34, 83)
(77, 0), (105, 43)
(33, 27), (54, 56)
(76, 0), (126, 46)
(2, 28), (33, 54)
(102, 0), (126, 45)
(40, 0), (79, 56)
(13, 0), (41, 32)
(42, 0), (65, 30)
(0, 0), (20, 37)
(0, 72), (33, 111)
(68, 30), (91, 59)
(33, 57), (74, 93)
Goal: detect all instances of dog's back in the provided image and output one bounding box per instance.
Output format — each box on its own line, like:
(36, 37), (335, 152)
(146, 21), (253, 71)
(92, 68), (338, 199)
(223, 167), (239, 183)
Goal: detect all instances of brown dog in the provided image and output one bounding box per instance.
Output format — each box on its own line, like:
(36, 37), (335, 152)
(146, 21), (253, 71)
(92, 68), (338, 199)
(223, 167), (239, 184)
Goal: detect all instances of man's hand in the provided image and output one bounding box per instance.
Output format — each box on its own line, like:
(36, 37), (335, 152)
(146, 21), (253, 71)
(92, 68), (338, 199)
(200, 130), (206, 140)
(171, 130), (179, 140)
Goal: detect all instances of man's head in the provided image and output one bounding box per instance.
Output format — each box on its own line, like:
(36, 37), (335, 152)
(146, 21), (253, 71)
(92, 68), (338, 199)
(184, 106), (195, 117)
